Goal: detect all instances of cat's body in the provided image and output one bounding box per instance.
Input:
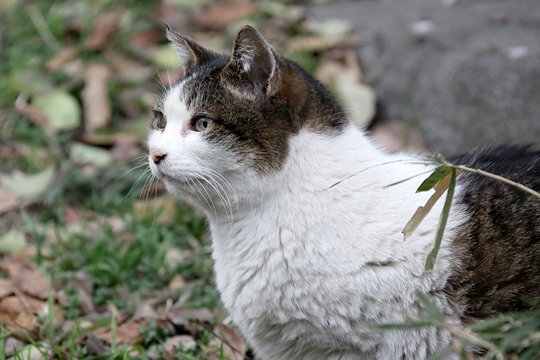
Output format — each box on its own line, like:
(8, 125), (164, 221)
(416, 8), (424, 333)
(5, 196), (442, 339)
(148, 26), (540, 359)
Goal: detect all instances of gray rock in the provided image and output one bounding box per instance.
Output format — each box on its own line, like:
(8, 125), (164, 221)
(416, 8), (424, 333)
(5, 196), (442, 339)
(309, 0), (540, 155)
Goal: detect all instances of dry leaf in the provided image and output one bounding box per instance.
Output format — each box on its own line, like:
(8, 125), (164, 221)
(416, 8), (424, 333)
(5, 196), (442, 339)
(133, 301), (158, 320)
(193, 0), (255, 31)
(316, 50), (375, 128)
(85, 12), (119, 51)
(0, 258), (50, 299)
(0, 296), (38, 336)
(215, 324), (247, 360)
(287, 34), (359, 53)
(46, 47), (77, 71)
(167, 308), (213, 326)
(402, 173), (460, 240)
(0, 278), (14, 299)
(94, 321), (143, 345)
(168, 274), (186, 291)
(164, 335), (197, 354)
(370, 121), (426, 153)
(82, 63), (112, 134)
(0, 187), (19, 214)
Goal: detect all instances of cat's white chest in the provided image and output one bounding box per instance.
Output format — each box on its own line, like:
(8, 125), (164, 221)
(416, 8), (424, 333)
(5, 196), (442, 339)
(208, 129), (464, 359)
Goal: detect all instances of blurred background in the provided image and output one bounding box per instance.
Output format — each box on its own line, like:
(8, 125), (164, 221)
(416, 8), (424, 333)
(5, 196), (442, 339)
(0, 0), (538, 358)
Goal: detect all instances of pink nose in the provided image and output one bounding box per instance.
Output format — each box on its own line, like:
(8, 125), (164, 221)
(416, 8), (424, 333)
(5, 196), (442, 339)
(150, 149), (167, 164)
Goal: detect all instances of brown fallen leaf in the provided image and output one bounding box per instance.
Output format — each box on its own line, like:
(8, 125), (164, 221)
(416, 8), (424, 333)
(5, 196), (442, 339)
(133, 301), (158, 320)
(287, 34), (360, 53)
(0, 278), (14, 299)
(46, 47), (77, 71)
(94, 321), (144, 345)
(167, 307), (214, 326)
(85, 12), (119, 51)
(164, 335), (197, 356)
(0, 258), (50, 299)
(168, 274), (186, 291)
(370, 121), (426, 153)
(0, 295), (38, 337)
(14, 96), (53, 135)
(0, 186), (19, 214)
(82, 63), (112, 134)
(316, 49), (376, 128)
(215, 324), (247, 360)
(193, 0), (255, 31)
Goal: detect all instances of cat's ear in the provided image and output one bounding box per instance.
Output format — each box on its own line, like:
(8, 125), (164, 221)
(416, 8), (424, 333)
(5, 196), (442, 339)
(223, 26), (280, 97)
(166, 25), (216, 71)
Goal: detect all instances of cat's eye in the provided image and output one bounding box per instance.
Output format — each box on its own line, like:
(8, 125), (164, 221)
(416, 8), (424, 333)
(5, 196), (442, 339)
(193, 117), (214, 132)
(153, 110), (166, 130)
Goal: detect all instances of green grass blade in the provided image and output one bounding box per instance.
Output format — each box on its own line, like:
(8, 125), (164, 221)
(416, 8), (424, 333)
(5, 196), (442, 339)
(417, 166), (453, 192)
(425, 168), (456, 271)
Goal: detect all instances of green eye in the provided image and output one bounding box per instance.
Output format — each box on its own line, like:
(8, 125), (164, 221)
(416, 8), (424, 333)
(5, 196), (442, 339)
(194, 117), (213, 132)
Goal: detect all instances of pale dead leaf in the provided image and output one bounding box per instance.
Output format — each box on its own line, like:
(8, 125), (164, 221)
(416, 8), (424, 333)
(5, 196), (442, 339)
(164, 335), (197, 354)
(85, 12), (119, 51)
(0, 296), (38, 336)
(105, 49), (153, 83)
(168, 274), (186, 291)
(14, 97), (53, 135)
(370, 121), (426, 153)
(402, 173), (460, 240)
(4, 336), (24, 357)
(82, 63), (112, 133)
(77, 288), (95, 315)
(0, 186), (20, 214)
(94, 321), (143, 345)
(133, 301), (158, 320)
(167, 308), (213, 326)
(46, 47), (77, 71)
(165, 247), (188, 268)
(0, 229), (26, 254)
(0, 278), (14, 299)
(316, 50), (375, 128)
(0, 258), (50, 299)
(215, 324), (247, 360)
(287, 34), (359, 53)
(0, 167), (55, 199)
(193, 0), (255, 31)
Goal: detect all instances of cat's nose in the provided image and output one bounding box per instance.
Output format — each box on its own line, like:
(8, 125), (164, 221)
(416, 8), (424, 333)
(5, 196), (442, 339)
(150, 149), (167, 164)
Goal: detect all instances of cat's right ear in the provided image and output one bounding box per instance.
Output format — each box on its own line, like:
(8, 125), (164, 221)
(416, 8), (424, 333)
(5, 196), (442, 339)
(165, 25), (216, 71)
(222, 26), (280, 97)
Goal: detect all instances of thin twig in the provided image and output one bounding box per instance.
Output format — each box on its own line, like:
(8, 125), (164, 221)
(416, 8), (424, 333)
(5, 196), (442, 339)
(440, 159), (540, 199)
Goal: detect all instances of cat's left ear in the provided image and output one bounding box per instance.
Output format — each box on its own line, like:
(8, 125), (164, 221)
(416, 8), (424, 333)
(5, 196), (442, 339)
(223, 26), (280, 97)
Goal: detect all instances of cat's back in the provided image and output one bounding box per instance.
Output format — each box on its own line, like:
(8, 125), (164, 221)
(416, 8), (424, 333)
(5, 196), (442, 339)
(446, 145), (540, 319)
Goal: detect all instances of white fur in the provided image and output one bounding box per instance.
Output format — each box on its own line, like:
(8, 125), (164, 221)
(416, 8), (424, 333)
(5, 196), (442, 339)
(149, 84), (466, 359)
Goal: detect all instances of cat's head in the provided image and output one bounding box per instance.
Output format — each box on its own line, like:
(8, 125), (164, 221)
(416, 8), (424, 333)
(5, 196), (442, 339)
(148, 26), (347, 210)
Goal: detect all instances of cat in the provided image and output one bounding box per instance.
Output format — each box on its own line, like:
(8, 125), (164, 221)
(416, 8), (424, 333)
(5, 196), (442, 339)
(147, 25), (540, 360)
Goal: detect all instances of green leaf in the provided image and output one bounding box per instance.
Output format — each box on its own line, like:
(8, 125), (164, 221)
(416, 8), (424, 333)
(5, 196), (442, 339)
(424, 168), (457, 271)
(0, 229), (26, 254)
(33, 90), (81, 132)
(70, 143), (113, 168)
(417, 166), (453, 192)
(0, 167), (55, 199)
